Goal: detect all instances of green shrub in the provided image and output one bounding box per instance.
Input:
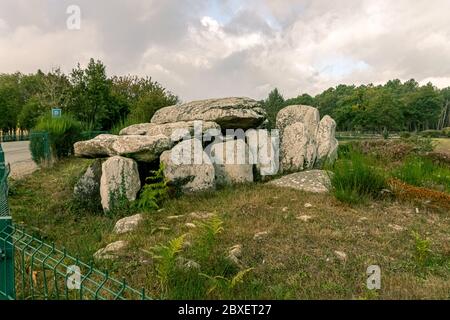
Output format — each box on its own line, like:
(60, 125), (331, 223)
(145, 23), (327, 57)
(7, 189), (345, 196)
(328, 151), (387, 204)
(33, 115), (82, 160)
(135, 163), (169, 211)
(30, 132), (51, 165)
(399, 132), (411, 139)
(419, 130), (443, 138)
(393, 156), (450, 192)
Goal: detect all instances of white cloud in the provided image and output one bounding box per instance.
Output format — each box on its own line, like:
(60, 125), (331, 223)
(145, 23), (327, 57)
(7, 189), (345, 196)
(1, 0), (450, 100)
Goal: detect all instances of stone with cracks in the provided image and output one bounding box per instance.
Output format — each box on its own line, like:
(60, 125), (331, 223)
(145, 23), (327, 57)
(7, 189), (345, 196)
(75, 134), (174, 163)
(119, 120), (221, 142)
(316, 115), (339, 167)
(73, 159), (102, 208)
(160, 139), (215, 193)
(151, 97), (267, 129)
(100, 156), (141, 212)
(207, 139), (254, 186)
(268, 170), (331, 193)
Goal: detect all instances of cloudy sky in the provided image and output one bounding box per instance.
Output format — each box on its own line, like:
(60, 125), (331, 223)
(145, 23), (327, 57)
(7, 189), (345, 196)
(1, 0), (450, 101)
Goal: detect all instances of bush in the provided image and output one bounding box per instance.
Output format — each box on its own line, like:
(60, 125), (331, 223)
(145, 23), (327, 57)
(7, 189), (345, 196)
(399, 132), (411, 139)
(328, 151), (387, 204)
(393, 156), (450, 193)
(33, 115), (82, 160)
(419, 130), (443, 138)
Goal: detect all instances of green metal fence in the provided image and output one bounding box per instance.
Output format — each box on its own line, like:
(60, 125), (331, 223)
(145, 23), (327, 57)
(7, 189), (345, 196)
(0, 225), (149, 300)
(0, 143), (150, 300)
(0, 134), (30, 143)
(0, 143), (14, 300)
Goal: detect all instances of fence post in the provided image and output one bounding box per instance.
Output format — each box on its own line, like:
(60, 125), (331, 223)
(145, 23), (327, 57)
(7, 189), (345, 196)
(0, 143), (15, 300)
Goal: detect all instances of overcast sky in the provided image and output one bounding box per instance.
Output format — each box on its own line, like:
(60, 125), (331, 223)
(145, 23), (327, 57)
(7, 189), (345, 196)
(1, 0), (450, 101)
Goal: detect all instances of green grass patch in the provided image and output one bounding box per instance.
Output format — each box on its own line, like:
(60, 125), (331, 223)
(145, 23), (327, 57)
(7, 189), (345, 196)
(328, 150), (388, 204)
(393, 156), (450, 193)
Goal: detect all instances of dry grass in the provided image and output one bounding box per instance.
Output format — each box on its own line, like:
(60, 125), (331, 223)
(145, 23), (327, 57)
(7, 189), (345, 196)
(8, 157), (450, 300)
(434, 138), (450, 154)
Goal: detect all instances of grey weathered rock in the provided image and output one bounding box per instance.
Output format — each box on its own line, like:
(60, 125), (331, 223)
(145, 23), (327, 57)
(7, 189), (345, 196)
(113, 214), (144, 234)
(268, 170), (331, 193)
(151, 97), (267, 129)
(316, 115), (338, 167)
(246, 129), (280, 176)
(73, 159), (102, 208)
(75, 134), (173, 162)
(160, 139), (215, 193)
(74, 134), (117, 158)
(94, 240), (128, 260)
(277, 105), (320, 172)
(207, 139), (253, 186)
(119, 121), (221, 142)
(111, 134), (174, 162)
(100, 156), (141, 212)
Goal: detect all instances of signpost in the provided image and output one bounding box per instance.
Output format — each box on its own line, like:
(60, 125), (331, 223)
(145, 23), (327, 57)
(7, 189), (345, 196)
(52, 108), (62, 118)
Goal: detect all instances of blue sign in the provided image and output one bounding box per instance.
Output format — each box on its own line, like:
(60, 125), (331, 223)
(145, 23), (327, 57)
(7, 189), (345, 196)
(52, 108), (62, 118)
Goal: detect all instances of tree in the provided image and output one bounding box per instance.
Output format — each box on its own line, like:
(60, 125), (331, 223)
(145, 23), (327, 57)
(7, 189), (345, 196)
(263, 88), (285, 129)
(67, 59), (112, 130)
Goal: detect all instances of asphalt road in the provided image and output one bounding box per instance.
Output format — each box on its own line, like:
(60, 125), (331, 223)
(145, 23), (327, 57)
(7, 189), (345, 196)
(1, 141), (37, 178)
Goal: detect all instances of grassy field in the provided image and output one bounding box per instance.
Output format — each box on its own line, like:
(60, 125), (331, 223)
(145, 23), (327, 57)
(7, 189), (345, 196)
(8, 152), (450, 300)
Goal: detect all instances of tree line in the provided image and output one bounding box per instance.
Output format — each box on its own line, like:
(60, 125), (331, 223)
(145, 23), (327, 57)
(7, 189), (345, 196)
(0, 58), (178, 134)
(2, 59), (450, 136)
(263, 80), (450, 133)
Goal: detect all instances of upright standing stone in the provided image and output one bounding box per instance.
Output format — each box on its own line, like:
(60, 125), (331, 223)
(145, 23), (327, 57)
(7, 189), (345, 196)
(160, 139), (215, 193)
(73, 159), (102, 209)
(100, 156), (141, 212)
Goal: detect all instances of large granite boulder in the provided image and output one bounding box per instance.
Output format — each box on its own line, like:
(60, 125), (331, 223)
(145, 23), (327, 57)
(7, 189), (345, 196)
(316, 116), (338, 167)
(74, 134), (117, 158)
(207, 139), (253, 186)
(268, 170), (331, 193)
(160, 139), (215, 193)
(151, 97), (267, 129)
(73, 159), (102, 209)
(75, 134), (173, 162)
(111, 134), (173, 162)
(277, 105), (320, 173)
(119, 120), (221, 142)
(100, 156), (141, 212)
(246, 129), (280, 177)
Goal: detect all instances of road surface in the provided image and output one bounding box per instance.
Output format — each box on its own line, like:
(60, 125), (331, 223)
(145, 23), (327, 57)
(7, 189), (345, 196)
(1, 141), (37, 179)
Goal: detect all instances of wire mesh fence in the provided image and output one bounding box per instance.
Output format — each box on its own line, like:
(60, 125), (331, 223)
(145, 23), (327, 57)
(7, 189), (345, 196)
(0, 224), (150, 300)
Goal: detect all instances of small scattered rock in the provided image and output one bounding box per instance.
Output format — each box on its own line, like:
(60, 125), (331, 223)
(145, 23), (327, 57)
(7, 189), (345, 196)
(334, 250), (347, 262)
(94, 240), (128, 260)
(297, 215), (313, 222)
(253, 231), (269, 240)
(167, 215), (185, 220)
(304, 203), (313, 208)
(415, 208), (420, 214)
(388, 224), (405, 232)
(190, 212), (215, 220)
(113, 214), (143, 234)
(185, 223), (197, 229)
(176, 257), (201, 271)
(228, 244), (242, 265)
(282, 207), (289, 212)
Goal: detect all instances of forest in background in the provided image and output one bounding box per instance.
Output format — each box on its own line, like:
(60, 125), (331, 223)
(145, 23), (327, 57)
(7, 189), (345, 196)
(1, 58), (449, 135)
